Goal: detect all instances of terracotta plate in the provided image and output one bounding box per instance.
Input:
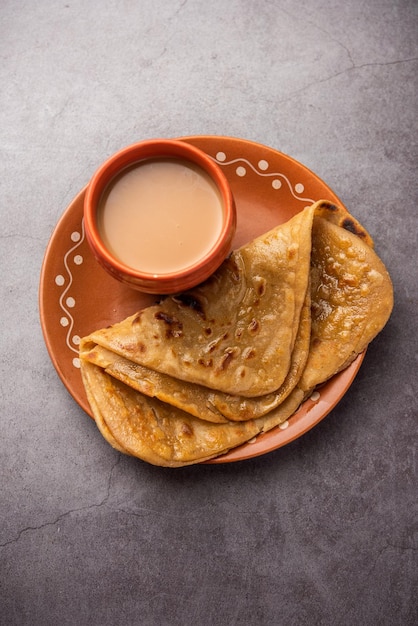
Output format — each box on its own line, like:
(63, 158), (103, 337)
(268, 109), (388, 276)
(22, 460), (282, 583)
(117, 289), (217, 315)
(39, 136), (365, 464)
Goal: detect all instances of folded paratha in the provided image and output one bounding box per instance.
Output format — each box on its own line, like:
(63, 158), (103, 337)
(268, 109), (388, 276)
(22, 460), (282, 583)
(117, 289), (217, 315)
(80, 358), (305, 467)
(79, 284), (311, 423)
(79, 200), (393, 466)
(299, 215), (393, 391)
(84, 206), (316, 397)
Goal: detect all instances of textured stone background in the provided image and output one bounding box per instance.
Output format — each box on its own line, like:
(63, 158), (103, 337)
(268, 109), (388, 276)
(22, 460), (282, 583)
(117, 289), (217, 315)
(1, 1), (417, 624)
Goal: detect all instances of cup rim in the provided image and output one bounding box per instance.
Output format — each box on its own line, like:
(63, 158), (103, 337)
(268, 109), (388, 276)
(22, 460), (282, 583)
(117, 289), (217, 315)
(83, 138), (236, 288)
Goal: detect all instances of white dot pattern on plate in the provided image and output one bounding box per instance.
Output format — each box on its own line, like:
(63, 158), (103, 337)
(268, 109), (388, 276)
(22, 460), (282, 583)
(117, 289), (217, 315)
(279, 421), (289, 430)
(310, 391), (321, 402)
(55, 220), (86, 362)
(214, 152), (314, 204)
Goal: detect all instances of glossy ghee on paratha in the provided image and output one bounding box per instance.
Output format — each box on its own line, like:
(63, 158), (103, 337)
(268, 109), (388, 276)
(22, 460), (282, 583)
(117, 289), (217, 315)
(299, 216), (393, 391)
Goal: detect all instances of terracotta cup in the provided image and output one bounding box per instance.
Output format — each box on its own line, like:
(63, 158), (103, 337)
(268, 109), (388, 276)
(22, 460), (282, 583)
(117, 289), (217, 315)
(83, 138), (236, 294)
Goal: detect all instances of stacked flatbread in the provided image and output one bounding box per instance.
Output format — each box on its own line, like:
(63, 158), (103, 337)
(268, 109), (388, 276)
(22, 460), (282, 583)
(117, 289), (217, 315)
(79, 200), (393, 466)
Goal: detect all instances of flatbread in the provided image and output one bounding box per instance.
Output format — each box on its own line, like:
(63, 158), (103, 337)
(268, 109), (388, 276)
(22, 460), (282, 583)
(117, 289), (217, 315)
(80, 358), (305, 467)
(312, 199), (374, 248)
(79, 200), (393, 466)
(79, 284), (311, 422)
(85, 205), (316, 397)
(81, 360), (131, 455)
(299, 215), (393, 390)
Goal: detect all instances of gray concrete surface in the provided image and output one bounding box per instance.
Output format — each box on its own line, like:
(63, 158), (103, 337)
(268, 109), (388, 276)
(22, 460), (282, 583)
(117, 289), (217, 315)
(1, 1), (417, 624)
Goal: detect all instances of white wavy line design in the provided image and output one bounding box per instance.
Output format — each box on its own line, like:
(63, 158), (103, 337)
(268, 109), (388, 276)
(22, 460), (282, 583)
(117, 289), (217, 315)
(213, 156), (315, 204)
(58, 219), (85, 354)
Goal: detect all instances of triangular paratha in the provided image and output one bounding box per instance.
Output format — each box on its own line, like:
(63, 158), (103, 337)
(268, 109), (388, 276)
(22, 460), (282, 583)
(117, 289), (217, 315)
(79, 284), (311, 422)
(84, 205), (316, 397)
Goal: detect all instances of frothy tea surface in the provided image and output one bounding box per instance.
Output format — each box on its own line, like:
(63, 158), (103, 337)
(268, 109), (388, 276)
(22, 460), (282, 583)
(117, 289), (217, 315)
(98, 158), (224, 274)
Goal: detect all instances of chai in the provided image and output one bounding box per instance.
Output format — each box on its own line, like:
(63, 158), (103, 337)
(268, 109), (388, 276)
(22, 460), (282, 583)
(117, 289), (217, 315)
(97, 158), (224, 274)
